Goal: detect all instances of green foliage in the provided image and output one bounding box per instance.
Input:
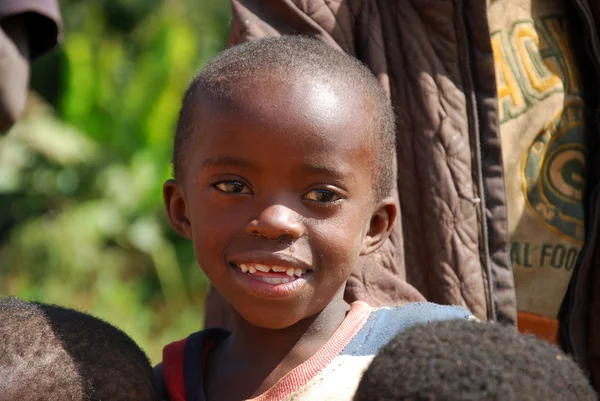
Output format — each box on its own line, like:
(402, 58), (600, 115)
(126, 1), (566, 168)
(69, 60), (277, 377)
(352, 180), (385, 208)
(0, 0), (230, 363)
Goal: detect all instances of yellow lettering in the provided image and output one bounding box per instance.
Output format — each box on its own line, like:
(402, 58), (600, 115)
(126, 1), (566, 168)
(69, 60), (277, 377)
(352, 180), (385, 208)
(491, 35), (524, 119)
(514, 24), (562, 94)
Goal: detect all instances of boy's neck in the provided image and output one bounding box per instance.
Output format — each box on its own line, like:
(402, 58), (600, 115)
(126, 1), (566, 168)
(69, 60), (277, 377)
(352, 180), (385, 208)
(230, 294), (350, 360)
(205, 292), (350, 400)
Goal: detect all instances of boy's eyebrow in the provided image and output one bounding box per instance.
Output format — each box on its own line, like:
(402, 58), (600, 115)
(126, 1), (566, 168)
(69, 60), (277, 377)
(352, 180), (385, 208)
(300, 163), (354, 181)
(201, 157), (255, 170)
(200, 158), (354, 181)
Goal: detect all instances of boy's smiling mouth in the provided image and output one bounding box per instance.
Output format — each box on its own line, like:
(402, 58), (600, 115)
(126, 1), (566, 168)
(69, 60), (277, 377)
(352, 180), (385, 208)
(235, 262), (309, 289)
(235, 263), (307, 285)
(228, 254), (313, 297)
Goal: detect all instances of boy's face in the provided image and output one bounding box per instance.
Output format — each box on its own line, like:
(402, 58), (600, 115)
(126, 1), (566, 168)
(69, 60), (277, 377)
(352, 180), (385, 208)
(164, 74), (396, 329)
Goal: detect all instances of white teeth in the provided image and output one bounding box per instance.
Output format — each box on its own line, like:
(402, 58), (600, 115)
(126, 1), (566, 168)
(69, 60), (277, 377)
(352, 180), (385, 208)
(255, 264), (270, 273)
(238, 263), (308, 278)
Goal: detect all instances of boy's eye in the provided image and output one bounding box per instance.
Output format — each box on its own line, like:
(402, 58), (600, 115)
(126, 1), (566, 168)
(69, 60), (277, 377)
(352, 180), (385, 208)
(303, 189), (341, 203)
(214, 181), (251, 194)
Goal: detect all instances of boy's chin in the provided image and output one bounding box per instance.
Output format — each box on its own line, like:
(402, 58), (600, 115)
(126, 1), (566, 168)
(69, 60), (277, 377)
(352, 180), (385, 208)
(236, 306), (322, 331)
(227, 289), (349, 330)
(241, 311), (309, 330)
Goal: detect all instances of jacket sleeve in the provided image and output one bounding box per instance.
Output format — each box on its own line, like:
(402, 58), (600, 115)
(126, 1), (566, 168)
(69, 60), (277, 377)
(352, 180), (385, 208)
(0, 0), (62, 59)
(229, 0), (359, 53)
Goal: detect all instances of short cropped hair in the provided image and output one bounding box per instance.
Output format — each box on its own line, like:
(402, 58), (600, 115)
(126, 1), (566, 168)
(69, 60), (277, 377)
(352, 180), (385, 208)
(354, 319), (596, 401)
(0, 297), (157, 401)
(173, 35), (396, 200)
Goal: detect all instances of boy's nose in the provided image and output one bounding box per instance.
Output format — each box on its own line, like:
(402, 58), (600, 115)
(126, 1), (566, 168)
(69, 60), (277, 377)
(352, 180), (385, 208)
(245, 204), (304, 240)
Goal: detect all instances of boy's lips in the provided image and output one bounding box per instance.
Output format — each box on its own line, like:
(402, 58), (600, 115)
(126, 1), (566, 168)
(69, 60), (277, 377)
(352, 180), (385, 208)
(229, 252), (312, 273)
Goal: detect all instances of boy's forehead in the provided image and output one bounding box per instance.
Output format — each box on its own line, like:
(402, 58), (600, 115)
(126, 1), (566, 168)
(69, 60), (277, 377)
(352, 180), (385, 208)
(185, 79), (378, 177)
(196, 73), (376, 145)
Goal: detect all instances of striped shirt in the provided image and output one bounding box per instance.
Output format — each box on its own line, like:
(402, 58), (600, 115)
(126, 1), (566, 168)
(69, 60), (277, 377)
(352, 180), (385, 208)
(160, 301), (472, 401)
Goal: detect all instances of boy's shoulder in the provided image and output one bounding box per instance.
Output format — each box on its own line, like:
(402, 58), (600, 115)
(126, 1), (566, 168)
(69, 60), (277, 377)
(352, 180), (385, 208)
(342, 302), (473, 357)
(154, 327), (230, 401)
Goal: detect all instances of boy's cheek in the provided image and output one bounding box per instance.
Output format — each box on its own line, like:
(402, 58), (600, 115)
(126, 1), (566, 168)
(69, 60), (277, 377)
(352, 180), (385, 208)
(312, 225), (364, 264)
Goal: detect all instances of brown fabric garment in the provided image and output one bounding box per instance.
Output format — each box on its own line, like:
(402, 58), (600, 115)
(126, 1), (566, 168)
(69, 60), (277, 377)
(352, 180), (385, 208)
(205, 0), (516, 329)
(0, 0), (61, 133)
(0, 25), (29, 133)
(588, 239), (600, 390)
(0, 0), (62, 58)
(579, 0), (600, 390)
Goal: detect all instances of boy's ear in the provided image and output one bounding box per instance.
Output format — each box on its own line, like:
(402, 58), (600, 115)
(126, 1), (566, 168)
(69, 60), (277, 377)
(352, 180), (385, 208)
(360, 197), (398, 256)
(163, 179), (192, 240)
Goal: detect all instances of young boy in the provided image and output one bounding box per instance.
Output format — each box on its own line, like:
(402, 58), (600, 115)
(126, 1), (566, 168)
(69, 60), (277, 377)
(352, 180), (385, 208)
(354, 319), (597, 400)
(0, 297), (157, 401)
(158, 35), (473, 401)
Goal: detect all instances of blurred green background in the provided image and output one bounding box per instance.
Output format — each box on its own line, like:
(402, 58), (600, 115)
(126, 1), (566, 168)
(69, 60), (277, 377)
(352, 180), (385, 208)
(0, 0), (230, 363)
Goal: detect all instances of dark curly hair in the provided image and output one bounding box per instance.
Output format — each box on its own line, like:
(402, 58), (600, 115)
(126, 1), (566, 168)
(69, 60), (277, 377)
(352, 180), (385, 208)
(173, 35), (396, 200)
(0, 297), (157, 401)
(354, 319), (597, 401)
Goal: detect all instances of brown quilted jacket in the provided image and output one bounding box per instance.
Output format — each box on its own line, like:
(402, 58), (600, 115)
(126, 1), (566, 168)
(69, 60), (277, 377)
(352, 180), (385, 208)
(202, 0), (600, 389)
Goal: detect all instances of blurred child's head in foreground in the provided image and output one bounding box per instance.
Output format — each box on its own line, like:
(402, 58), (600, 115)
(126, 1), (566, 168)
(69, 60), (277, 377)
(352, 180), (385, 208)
(0, 297), (157, 401)
(164, 35), (398, 330)
(354, 319), (597, 401)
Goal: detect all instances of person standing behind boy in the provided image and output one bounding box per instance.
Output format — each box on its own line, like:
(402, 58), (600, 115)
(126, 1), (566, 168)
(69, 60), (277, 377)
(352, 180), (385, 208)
(222, 0), (600, 388)
(0, 0), (62, 133)
(156, 36), (472, 401)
